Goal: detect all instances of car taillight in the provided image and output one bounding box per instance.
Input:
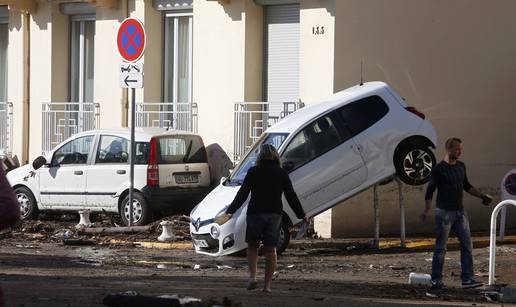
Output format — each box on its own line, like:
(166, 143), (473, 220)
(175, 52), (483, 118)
(147, 137), (159, 186)
(405, 106), (425, 120)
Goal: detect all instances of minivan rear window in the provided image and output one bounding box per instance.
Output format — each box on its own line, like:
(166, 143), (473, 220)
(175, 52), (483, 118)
(158, 135), (206, 164)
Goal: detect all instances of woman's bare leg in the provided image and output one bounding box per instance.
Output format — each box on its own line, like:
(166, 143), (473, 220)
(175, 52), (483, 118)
(263, 246), (277, 291)
(247, 243), (259, 284)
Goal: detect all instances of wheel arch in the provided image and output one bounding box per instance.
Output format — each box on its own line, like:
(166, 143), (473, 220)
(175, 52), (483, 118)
(117, 188), (146, 212)
(393, 135), (435, 164)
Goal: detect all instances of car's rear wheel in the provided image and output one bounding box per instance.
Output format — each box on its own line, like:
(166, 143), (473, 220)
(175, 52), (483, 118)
(395, 145), (436, 185)
(120, 192), (151, 226)
(15, 186), (38, 220)
(276, 222), (291, 256)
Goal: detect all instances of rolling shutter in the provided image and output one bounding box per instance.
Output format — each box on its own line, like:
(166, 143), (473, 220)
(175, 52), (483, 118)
(264, 4), (300, 103)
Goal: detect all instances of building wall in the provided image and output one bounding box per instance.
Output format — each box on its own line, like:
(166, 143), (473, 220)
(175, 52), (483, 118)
(95, 1), (129, 129)
(7, 9), (24, 161)
(331, 0), (516, 237)
(193, 0), (262, 157)
(299, 0), (335, 237)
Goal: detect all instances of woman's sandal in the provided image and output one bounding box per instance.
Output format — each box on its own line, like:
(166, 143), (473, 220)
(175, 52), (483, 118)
(262, 288), (271, 293)
(247, 281), (258, 290)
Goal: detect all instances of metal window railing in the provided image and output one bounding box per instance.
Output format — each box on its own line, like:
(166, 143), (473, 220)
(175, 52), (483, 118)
(42, 102), (100, 153)
(233, 101), (303, 162)
(135, 102), (198, 133)
(0, 101), (13, 157)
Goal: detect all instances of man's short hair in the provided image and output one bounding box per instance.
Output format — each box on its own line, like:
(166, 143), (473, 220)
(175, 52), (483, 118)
(445, 137), (462, 150)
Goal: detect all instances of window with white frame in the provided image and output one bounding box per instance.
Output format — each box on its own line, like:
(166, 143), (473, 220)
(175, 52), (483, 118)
(164, 12), (193, 103)
(71, 16), (95, 103)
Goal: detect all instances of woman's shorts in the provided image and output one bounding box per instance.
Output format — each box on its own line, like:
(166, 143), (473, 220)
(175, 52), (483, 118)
(246, 214), (282, 247)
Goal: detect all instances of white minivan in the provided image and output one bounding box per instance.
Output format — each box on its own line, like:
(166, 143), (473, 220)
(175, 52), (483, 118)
(7, 128), (212, 225)
(190, 82), (438, 256)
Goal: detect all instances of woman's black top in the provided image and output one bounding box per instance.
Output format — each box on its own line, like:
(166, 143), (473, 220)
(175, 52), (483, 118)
(226, 160), (305, 218)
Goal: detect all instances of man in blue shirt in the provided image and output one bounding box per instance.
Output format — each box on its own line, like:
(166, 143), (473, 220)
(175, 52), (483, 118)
(421, 137), (492, 290)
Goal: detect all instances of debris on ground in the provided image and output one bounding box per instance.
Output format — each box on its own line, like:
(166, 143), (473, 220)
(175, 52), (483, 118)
(103, 291), (240, 307)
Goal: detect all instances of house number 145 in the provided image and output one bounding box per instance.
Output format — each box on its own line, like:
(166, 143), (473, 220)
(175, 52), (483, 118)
(312, 26), (325, 35)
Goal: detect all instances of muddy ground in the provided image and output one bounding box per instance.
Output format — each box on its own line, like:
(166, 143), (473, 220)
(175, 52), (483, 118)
(1, 216), (515, 307)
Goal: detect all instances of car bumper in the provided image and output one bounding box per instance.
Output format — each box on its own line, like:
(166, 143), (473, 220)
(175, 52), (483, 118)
(142, 185), (213, 214)
(189, 220), (246, 257)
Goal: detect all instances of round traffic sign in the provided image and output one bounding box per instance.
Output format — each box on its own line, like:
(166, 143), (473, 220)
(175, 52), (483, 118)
(117, 18), (146, 62)
(504, 173), (516, 196)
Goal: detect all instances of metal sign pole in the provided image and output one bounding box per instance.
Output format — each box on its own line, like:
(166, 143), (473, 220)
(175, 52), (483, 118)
(129, 88), (135, 226)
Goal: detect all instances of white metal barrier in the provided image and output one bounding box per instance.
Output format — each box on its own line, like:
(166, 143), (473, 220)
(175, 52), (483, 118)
(233, 101), (303, 162)
(489, 199), (516, 286)
(42, 102), (100, 153)
(0, 101), (12, 156)
(135, 102), (198, 133)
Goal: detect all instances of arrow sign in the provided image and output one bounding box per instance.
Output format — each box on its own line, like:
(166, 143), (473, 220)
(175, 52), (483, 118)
(119, 72), (143, 88)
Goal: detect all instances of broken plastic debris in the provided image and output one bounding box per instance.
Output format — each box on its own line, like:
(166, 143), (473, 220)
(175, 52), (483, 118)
(157, 264), (167, 269)
(287, 264), (295, 269)
(216, 265), (233, 270)
(425, 292), (438, 298)
(193, 264), (200, 270)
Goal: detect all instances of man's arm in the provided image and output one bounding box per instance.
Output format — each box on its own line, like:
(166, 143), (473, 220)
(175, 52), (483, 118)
(421, 167), (438, 220)
(463, 165), (492, 205)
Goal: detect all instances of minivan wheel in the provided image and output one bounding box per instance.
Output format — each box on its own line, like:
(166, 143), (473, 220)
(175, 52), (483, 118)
(15, 186), (38, 220)
(395, 145), (436, 186)
(276, 222), (291, 256)
(120, 193), (151, 226)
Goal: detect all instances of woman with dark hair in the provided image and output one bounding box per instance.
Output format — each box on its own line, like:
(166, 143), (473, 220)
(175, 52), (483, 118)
(224, 144), (308, 292)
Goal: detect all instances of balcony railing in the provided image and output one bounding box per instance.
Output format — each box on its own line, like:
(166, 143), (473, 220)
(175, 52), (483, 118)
(135, 102), (198, 133)
(0, 102), (13, 157)
(42, 102), (100, 153)
(233, 101), (303, 162)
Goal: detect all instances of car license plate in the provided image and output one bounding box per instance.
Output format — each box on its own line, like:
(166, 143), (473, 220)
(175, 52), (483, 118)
(175, 174), (199, 184)
(194, 239), (209, 248)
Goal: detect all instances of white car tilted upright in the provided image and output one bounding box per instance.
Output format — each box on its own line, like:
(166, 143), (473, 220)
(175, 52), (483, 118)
(190, 82), (438, 256)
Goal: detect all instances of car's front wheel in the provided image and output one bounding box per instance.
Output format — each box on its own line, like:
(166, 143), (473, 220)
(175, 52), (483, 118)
(395, 145), (436, 186)
(14, 186), (38, 220)
(276, 222), (291, 255)
(120, 192), (151, 226)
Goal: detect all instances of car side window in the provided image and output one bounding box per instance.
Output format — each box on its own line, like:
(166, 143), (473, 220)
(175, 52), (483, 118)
(282, 114), (342, 171)
(337, 95), (389, 136)
(52, 136), (94, 166)
(96, 136), (129, 164)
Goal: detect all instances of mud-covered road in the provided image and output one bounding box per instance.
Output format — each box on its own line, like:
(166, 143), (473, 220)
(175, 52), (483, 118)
(1, 218), (515, 306)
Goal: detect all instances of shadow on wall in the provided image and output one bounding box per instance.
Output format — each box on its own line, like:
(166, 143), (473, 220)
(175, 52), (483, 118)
(206, 143), (233, 186)
(8, 10), (22, 31)
(217, 0), (243, 21)
(301, 0), (335, 16)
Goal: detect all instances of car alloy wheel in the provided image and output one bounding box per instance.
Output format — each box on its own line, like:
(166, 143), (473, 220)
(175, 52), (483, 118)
(123, 198), (143, 224)
(17, 192), (31, 218)
(403, 148), (433, 181)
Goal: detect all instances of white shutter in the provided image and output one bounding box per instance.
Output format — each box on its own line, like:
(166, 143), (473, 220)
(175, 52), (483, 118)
(264, 4), (300, 103)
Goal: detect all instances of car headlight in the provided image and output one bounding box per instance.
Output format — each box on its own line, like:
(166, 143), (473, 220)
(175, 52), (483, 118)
(210, 225), (220, 239)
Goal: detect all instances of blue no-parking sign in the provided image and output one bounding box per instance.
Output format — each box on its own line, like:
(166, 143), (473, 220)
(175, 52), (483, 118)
(117, 17), (146, 63)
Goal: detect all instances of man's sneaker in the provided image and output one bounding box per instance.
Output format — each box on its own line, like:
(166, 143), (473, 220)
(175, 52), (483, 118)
(430, 281), (444, 290)
(462, 279), (483, 289)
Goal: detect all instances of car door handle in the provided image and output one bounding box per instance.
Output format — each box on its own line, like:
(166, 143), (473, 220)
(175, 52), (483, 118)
(74, 170), (83, 175)
(117, 170), (126, 175)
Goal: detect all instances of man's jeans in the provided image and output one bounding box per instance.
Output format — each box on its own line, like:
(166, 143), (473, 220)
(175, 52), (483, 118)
(431, 208), (474, 283)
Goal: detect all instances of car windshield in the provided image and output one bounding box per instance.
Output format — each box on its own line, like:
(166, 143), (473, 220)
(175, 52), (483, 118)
(226, 133), (288, 185)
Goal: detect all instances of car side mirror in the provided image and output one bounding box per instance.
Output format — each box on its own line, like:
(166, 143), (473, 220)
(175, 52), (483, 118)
(220, 177), (227, 185)
(32, 156), (47, 170)
(282, 161), (294, 172)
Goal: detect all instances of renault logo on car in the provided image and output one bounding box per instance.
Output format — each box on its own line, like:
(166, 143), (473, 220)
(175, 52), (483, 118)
(193, 217), (201, 232)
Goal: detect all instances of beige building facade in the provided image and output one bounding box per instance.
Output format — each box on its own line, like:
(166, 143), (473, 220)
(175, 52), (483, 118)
(0, 0), (514, 237)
